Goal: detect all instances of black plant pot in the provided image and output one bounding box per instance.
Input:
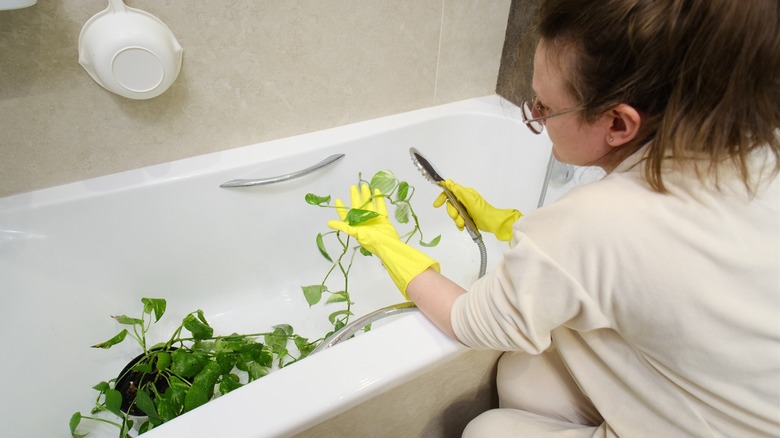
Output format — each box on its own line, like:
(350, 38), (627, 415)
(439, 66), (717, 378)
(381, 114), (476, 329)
(114, 348), (175, 416)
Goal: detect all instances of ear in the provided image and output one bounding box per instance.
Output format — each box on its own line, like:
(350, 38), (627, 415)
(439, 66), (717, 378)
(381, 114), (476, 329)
(606, 104), (641, 147)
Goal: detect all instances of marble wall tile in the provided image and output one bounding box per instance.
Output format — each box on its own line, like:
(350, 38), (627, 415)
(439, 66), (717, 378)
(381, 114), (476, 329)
(0, 0), (510, 198)
(436, 0), (511, 104)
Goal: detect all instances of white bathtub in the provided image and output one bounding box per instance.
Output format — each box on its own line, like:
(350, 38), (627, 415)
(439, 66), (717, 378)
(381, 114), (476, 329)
(0, 96), (582, 437)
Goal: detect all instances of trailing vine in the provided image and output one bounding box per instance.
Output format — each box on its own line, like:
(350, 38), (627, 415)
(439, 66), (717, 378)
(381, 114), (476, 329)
(301, 170), (440, 337)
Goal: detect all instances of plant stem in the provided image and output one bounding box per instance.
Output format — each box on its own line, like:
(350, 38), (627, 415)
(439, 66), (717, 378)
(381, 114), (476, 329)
(78, 415), (124, 429)
(174, 332), (275, 343)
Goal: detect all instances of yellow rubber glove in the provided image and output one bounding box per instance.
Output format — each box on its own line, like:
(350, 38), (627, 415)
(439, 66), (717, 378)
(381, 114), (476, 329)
(433, 179), (522, 242)
(327, 184), (440, 299)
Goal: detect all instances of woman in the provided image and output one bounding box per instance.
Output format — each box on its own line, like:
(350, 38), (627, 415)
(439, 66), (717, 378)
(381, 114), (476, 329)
(328, 0), (779, 435)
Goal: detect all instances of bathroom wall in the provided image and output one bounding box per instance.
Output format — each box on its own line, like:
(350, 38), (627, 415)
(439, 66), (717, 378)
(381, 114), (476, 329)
(0, 0), (511, 198)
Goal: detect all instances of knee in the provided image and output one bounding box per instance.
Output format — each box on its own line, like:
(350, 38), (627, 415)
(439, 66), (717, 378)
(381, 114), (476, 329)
(462, 409), (506, 438)
(462, 408), (602, 437)
(496, 350), (546, 410)
(496, 350), (602, 425)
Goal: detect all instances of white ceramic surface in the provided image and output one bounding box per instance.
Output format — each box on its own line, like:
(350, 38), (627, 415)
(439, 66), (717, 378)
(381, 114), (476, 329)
(0, 0), (36, 10)
(0, 96), (582, 437)
(78, 0), (182, 99)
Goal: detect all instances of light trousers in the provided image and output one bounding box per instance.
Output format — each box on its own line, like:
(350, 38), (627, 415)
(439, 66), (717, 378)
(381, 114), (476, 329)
(463, 347), (611, 437)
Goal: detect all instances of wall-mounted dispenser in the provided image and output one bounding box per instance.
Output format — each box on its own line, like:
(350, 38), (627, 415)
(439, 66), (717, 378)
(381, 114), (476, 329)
(78, 0), (182, 100)
(0, 0), (36, 10)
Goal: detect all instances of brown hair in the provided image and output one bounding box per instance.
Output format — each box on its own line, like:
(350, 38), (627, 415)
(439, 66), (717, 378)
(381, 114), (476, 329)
(536, 0), (780, 192)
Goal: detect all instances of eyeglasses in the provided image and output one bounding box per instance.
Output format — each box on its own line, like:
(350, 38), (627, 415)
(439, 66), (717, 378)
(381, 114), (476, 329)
(521, 97), (583, 135)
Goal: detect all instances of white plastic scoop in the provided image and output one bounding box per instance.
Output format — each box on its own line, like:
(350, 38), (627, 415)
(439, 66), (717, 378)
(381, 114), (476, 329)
(78, 0), (183, 100)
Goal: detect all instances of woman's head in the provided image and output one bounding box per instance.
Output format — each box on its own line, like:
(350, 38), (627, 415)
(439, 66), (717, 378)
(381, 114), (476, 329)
(533, 0), (780, 192)
(530, 38), (644, 170)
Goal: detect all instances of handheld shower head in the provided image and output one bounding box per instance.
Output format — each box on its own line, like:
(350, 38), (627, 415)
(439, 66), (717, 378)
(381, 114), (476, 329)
(408, 148), (482, 242)
(409, 147), (446, 183)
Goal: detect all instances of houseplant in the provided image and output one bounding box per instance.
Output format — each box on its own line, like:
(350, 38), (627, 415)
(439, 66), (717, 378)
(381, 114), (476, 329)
(70, 170), (440, 437)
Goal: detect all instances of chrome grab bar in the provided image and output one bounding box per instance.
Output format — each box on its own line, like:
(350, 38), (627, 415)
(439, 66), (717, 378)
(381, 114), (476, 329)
(311, 301), (419, 354)
(220, 153), (345, 188)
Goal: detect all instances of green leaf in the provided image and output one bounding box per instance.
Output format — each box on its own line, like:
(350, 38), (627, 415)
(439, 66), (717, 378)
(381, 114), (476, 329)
(254, 347), (274, 368)
(325, 291), (350, 304)
(157, 377), (189, 420)
(215, 351), (238, 374)
(218, 374), (242, 395)
(92, 381), (110, 393)
(263, 324), (293, 363)
(192, 339), (215, 353)
(92, 329), (128, 349)
(142, 298), (167, 322)
(148, 341), (167, 351)
(332, 318), (346, 332)
(171, 349), (208, 378)
(155, 351), (172, 372)
(419, 234), (442, 247)
(235, 358), (250, 372)
(264, 325), (292, 354)
(305, 193), (331, 205)
(130, 362), (153, 374)
(394, 202), (410, 224)
(345, 208), (379, 225)
(134, 389), (161, 424)
(359, 246), (372, 257)
(69, 412), (87, 438)
(294, 336), (316, 358)
(111, 315), (143, 325)
(183, 312), (214, 340)
(315, 233), (332, 262)
(328, 310), (353, 324)
(396, 181), (409, 201)
(293, 335), (310, 350)
(104, 389), (124, 417)
(168, 375), (190, 391)
(184, 361), (221, 412)
(273, 324), (294, 336)
(196, 309), (209, 325)
(248, 362), (270, 381)
(220, 337), (251, 353)
(157, 397), (180, 423)
(301, 284), (326, 307)
(138, 421), (153, 434)
(183, 386), (212, 413)
(369, 170), (398, 195)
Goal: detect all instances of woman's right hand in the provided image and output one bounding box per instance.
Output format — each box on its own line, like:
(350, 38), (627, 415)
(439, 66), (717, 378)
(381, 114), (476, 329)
(433, 179), (522, 242)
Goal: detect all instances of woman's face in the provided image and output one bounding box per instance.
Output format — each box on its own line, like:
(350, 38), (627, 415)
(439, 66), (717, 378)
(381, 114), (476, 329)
(532, 40), (614, 168)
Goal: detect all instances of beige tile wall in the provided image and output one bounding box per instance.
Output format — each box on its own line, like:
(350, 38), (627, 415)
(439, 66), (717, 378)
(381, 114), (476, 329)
(0, 0), (510, 198)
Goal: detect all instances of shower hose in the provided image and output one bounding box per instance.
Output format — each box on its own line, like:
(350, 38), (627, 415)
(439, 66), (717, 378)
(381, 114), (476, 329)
(312, 235), (488, 353)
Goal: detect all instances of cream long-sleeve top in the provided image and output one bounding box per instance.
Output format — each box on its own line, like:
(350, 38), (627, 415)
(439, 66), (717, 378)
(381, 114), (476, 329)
(452, 146), (780, 437)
